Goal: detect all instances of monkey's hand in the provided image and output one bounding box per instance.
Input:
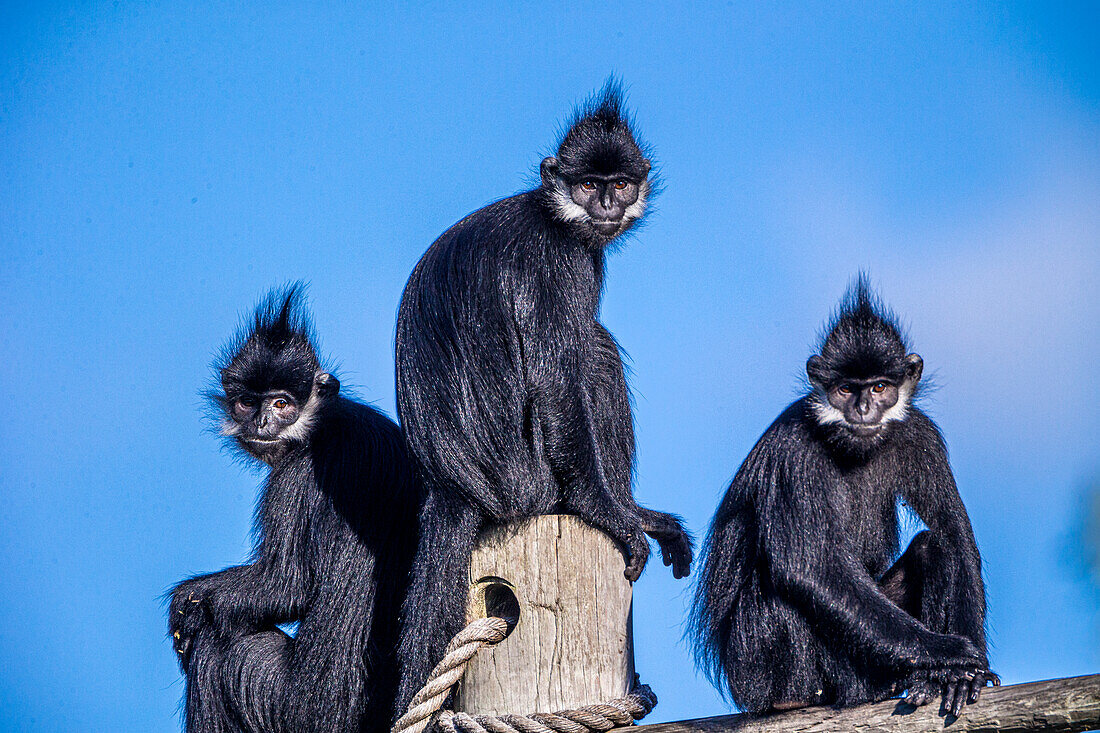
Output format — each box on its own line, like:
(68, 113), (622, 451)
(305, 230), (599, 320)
(903, 631), (997, 718)
(940, 667), (1000, 717)
(645, 525), (693, 579)
(907, 631), (984, 672)
(638, 509), (694, 579)
(169, 579), (215, 670)
(904, 666), (999, 717)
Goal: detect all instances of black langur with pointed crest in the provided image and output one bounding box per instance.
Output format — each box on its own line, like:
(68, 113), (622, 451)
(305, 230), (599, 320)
(168, 285), (423, 733)
(691, 275), (997, 717)
(393, 80), (693, 713)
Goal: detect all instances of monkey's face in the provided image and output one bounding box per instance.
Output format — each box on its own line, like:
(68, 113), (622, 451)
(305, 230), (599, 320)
(567, 176), (646, 238)
(541, 156), (651, 245)
(825, 380), (901, 437)
(808, 353), (923, 450)
(225, 390), (303, 463)
(219, 372), (337, 465)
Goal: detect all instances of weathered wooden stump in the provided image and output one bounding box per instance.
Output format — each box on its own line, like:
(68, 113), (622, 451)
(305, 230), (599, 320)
(452, 514), (635, 716)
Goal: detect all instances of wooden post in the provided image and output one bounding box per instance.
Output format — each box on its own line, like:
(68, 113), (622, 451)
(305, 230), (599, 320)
(452, 514), (635, 716)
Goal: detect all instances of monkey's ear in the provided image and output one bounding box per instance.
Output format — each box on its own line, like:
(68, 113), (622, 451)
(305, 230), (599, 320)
(904, 354), (924, 383)
(641, 159), (652, 177)
(315, 372), (340, 397)
(806, 355), (827, 386)
(540, 157), (560, 187)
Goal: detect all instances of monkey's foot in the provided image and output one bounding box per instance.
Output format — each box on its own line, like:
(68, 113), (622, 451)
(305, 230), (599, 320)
(622, 529), (650, 582)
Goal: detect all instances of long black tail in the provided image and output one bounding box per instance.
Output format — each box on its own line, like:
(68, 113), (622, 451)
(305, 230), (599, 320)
(393, 493), (484, 719)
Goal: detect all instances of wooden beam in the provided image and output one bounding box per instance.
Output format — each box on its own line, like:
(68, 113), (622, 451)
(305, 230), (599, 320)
(629, 674), (1100, 733)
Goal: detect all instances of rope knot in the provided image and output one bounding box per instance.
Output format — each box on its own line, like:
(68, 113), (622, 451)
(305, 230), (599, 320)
(391, 617), (656, 733)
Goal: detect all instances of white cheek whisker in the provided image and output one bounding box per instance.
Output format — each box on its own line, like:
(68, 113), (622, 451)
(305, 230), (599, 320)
(809, 389), (845, 426)
(280, 389), (322, 443)
(623, 180), (649, 222)
(880, 383), (913, 424)
(550, 184), (589, 224)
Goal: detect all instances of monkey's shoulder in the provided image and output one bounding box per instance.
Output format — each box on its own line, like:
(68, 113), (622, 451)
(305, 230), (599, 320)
(720, 399), (821, 502)
(886, 406), (949, 454)
(428, 191), (551, 259)
(306, 398), (413, 481)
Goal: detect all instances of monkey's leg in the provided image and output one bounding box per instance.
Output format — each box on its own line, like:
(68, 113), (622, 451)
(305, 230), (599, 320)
(881, 532), (998, 715)
(284, 580), (385, 733)
(185, 626), (291, 733)
(394, 494), (484, 720)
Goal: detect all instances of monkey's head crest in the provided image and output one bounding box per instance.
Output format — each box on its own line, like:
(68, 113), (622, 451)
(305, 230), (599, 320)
(811, 275), (912, 385)
(555, 79), (651, 183)
(219, 284), (320, 399)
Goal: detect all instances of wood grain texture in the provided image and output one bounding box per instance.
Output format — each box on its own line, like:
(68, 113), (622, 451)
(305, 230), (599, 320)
(626, 674), (1100, 733)
(453, 515), (635, 716)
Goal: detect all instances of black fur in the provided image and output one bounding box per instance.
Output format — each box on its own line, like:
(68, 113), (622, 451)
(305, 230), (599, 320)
(393, 80), (693, 715)
(691, 276), (995, 716)
(168, 285), (423, 733)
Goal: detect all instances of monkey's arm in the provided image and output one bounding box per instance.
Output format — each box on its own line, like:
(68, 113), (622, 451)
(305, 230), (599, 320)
(169, 460), (319, 665)
(168, 562), (299, 670)
(758, 434), (982, 672)
(536, 369), (651, 580)
(899, 417), (988, 651)
(896, 416), (997, 712)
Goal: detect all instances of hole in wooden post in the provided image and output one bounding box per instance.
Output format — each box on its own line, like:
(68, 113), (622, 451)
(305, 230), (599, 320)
(472, 576), (519, 637)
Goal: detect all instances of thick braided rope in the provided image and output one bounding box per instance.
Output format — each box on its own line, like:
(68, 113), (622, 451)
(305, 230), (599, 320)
(435, 678), (656, 733)
(391, 617), (657, 733)
(392, 617), (511, 733)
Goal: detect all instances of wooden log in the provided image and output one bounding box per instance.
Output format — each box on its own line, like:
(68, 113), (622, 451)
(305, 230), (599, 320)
(626, 674), (1100, 733)
(452, 514), (635, 716)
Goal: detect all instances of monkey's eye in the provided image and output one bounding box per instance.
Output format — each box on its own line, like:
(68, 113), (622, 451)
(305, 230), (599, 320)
(872, 382), (887, 394)
(237, 396), (256, 408)
(273, 398), (288, 409)
(581, 181), (597, 191)
(837, 385), (851, 396)
(614, 180), (627, 190)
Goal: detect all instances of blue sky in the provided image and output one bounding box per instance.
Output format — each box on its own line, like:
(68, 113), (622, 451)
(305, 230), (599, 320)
(1, 3), (1097, 731)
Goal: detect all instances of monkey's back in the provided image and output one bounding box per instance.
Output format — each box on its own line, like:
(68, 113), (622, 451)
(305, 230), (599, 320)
(395, 190), (595, 517)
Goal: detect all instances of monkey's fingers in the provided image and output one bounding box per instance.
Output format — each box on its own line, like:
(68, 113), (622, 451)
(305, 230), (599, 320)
(948, 677), (971, 717)
(967, 670), (1000, 703)
(903, 678), (938, 707)
(175, 635), (193, 669)
(659, 533), (693, 579)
